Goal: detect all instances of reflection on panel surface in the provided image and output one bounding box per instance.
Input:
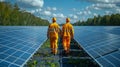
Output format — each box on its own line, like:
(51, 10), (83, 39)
(74, 26), (120, 67)
(0, 26), (47, 67)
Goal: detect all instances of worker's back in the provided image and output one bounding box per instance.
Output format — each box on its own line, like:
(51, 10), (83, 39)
(49, 22), (60, 38)
(62, 23), (73, 37)
(47, 17), (60, 55)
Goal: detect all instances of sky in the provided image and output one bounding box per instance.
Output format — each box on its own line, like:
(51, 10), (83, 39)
(1, 0), (120, 24)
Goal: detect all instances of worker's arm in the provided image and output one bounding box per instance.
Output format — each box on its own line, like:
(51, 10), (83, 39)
(71, 26), (74, 39)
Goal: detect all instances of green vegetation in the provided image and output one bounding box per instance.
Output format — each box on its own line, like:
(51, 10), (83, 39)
(25, 39), (60, 67)
(0, 2), (49, 26)
(27, 60), (38, 67)
(73, 14), (120, 26)
(34, 39), (51, 57)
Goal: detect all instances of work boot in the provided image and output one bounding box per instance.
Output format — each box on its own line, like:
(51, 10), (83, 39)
(53, 53), (57, 56)
(51, 52), (53, 54)
(53, 53), (55, 56)
(64, 50), (69, 56)
(66, 50), (70, 56)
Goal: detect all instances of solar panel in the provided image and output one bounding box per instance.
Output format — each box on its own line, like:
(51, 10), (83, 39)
(0, 26), (48, 67)
(74, 26), (120, 67)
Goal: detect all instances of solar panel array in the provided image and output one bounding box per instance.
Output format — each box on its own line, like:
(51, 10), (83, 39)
(0, 26), (47, 67)
(74, 26), (120, 67)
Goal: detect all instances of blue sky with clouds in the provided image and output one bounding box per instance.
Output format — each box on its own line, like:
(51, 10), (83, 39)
(1, 0), (120, 24)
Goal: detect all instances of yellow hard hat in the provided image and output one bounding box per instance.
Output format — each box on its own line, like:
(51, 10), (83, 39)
(52, 17), (56, 22)
(66, 18), (70, 22)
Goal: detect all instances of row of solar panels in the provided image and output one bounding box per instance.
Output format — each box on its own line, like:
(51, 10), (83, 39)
(0, 26), (48, 67)
(74, 26), (120, 67)
(0, 26), (120, 67)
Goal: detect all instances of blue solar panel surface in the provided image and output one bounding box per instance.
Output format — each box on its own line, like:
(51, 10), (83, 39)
(0, 26), (47, 67)
(74, 26), (120, 67)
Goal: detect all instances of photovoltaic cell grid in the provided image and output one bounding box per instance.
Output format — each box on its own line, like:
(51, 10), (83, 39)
(74, 26), (120, 67)
(0, 26), (47, 67)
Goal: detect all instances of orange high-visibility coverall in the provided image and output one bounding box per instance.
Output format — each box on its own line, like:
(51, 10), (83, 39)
(62, 18), (74, 53)
(47, 21), (60, 55)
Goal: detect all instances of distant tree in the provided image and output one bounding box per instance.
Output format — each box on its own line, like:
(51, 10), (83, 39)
(96, 15), (101, 25)
(87, 18), (93, 25)
(74, 13), (120, 26)
(110, 14), (120, 25)
(0, 2), (49, 26)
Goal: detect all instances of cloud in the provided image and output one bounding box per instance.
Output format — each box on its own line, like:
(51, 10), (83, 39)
(29, 8), (42, 14)
(18, 0), (44, 8)
(46, 7), (57, 11)
(77, 10), (91, 16)
(86, 3), (119, 11)
(94, 7), (101, 10)
(77, 11), (82, 15)
(83, 11), (87, 15)
(45, 13), (78, 24)
(86, 4), (101, 10)
(96, 3), (117, 9)
(57, 14), (65, 18)
(116, 8), (120, 13)
(88, 11), (91, 14)
(76, 0), (120, 3)
(73, 15), (78, 19)
(41, 13), (66, 24)
(93, 13), (98, 16)
(77, 0), (120, 15)
(105, 11), (112, 15)
(53, 13), (66, 18)
(27, 10), (35, 14)
(36, 8), (42, 12)
(0, 0), (4, 2)
(43, 10), (51, 16)
(69, 14), (78, 19)
(53, 7), (57, 11)
(72, 8), (77, 11)
(84, 3), (120, 17)
(53, 14), (57, 17)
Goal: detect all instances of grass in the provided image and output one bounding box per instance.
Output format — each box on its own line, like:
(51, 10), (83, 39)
(25, 39), (60, 67)
(27, 60), (37, 67)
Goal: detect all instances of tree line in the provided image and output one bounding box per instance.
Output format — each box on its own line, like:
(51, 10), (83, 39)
(73, 13), (120, 26)
(0, 2), (49, 26)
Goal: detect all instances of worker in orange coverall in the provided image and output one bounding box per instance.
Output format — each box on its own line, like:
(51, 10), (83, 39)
(62, 18), (74, 55)
(47, 17), (60, 55)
